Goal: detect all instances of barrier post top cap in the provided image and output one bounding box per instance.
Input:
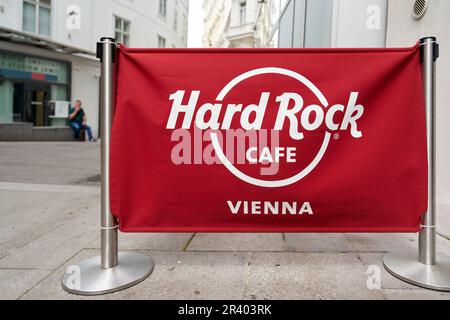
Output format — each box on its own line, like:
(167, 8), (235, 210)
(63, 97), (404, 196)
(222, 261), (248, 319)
(420, 36), (436, 43)
(100, 37), (117, 42)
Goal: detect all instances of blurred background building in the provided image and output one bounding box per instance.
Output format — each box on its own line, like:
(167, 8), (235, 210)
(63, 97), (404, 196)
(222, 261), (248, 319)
(384, 0), (450, 210)
(258, 0), (388, 48)
(203, 0), (231, 47)
(0, 0), (189, 140)
(204, 0), (450, 225)
(203, 0), (273, 48)
(1, 0), (450, 215)
(203, 0), (389, 48)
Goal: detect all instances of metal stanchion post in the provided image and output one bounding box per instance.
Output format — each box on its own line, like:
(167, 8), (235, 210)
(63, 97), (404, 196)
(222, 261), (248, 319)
(383, 37), (450, 291)
(61, 38), (154, 295)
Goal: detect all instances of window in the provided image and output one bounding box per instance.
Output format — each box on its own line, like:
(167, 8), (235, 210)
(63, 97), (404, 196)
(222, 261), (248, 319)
(239, 1), (246, 25)
(114, 16), (130, 46)
(157, 35), (166, 48)
(22, 0), (51, 36)
(159, 0), (167, 18)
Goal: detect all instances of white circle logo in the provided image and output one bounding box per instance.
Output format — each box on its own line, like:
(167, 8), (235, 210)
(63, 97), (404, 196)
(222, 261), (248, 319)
(210, 67), (331, 188)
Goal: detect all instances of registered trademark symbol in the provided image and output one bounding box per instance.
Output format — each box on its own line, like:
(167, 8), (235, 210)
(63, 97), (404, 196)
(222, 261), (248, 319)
(333, 133), (340, 140)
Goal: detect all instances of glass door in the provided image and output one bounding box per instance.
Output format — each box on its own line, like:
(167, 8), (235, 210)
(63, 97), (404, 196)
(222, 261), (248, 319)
(24, 83), (50, 126)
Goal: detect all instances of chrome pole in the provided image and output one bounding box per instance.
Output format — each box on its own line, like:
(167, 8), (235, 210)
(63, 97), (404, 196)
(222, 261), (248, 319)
(384, 37), (450, 291)
(100, 37), (118, 269)
(61, 38), (154, 295)
(418, 37), (437, 266)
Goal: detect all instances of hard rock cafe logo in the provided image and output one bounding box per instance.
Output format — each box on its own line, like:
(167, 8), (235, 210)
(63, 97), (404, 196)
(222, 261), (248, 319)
(165, 67), (364, 188)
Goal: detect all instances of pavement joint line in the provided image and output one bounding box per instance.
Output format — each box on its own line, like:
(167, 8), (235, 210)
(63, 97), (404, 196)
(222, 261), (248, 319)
(91, 249), (403, 254)
(353, 249), (364, 264)
(14, 227), (99, 287)
(242, 252), (253, 299)
(182, 233), (197, 251)
(0, 181), (100, 194)
(0, 267), (54, 271)
(75, 248), (370, 254)
(178, 249), (359, 253)
(281, 233), (287, 251)
(0, 207), (96, 265)
(16, 244), (89, 300)
(438, 232), (450, 242)
(375, 290), (388, 300)
(0, 222), (68, 263)
(97, 249), (378, 254)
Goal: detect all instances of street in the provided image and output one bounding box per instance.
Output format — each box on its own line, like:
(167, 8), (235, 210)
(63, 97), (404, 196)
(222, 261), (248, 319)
(1, 142), (450, 299)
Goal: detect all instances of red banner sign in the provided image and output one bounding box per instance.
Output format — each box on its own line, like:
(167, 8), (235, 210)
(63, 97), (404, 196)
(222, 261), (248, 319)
(111, 44), (427, 232)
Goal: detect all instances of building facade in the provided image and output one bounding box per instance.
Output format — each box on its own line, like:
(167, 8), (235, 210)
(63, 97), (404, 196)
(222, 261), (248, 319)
(0, 0), (189, 139)
(256, 0), (388, 48)
(203, 0), (272, 48)
(385, 0), (450, 215)
(255, 0), (450, 220)
(203, 0), (231, 48)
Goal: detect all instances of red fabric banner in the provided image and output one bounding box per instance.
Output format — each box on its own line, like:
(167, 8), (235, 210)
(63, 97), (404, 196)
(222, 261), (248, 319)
(111, 44), (427, 232)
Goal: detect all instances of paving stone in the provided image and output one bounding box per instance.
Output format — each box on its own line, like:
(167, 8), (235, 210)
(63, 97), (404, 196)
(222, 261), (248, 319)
(284, 233), (351, 252)
(0, 207), (98, 269)
(0, 142), (100, 185)
(0, 269), (50, 300)
(437, 202), (450, 239)
(356, 252), (419, 290)
(345, 232), (450, 255)
(4, 142), (450, 300)
(345, 233), (418, 252)
(187, 233), (285, 252)
(381, 289), (450, 300)
(20, 249), (106, 300)
(0, 187), (99, 259)
(107, 250), (249, 300)
(243, 252), (384, 300)
(86, 233), (194, 251)
(21, 249), (249, 300)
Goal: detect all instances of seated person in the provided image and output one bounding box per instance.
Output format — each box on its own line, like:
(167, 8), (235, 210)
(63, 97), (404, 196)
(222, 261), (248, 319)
(69, 100), (96, 142)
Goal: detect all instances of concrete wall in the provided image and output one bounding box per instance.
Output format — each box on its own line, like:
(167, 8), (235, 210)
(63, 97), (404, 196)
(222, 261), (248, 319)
(332, 0), (387, 47)
(386, 0), (450, 206)
(276, 0), (387, 48)
(304, 0), (333, 48)
(0, 123), (33, 140)
(0, 123), (78, 141)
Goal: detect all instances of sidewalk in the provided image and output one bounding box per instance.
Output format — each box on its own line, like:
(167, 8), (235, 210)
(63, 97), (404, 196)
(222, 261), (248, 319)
(1, 142), (450, 300)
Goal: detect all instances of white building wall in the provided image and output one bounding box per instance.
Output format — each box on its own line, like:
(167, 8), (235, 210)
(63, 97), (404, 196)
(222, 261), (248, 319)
(70, 57), (101, 137)
(0, 0), (189, 138)
(229, 0), (272, 48)
(203, 0), (272, 48)
(272, 0), (387, 48)
(0, 0), (22, 29)
(331, 0), (387, 47)
(229, 0), (258, 27)
(0, 0), (189, 50)
(203, 0), (231, 48)
(386, 0), (450, 210)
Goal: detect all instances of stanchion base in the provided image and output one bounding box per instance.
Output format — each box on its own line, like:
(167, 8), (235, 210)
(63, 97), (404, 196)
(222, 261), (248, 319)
(383, 252), (450, 291)
(61, 252), (154, 295)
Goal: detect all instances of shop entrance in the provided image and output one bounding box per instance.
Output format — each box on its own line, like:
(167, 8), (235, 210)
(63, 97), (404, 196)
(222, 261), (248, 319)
(13, 81), (51, 126)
